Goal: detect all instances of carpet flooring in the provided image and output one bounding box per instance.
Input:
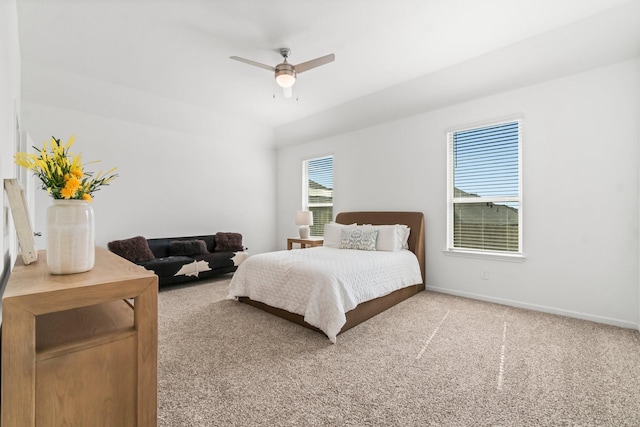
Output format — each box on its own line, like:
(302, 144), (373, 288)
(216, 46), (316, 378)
(157, 277), (640, 426)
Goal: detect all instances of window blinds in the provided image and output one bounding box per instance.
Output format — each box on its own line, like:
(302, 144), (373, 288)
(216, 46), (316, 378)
(305, 155), (333, 237)
(449, 120), (521, 253)
(453, 121), (519, 199)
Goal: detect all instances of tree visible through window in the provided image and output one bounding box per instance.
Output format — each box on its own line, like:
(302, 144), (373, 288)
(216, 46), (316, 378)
(447, 120), (522, 254)
(303, 155), (333, 236)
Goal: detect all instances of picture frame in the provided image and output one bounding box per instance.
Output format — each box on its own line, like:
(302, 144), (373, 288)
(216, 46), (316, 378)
(4, 178), (37, 265)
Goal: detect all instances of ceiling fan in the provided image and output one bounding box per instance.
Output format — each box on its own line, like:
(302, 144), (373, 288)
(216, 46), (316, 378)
(230, 48), (335, 98)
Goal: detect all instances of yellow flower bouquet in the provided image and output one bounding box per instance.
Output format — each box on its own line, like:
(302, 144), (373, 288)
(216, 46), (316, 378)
(14, 135), (117, 202)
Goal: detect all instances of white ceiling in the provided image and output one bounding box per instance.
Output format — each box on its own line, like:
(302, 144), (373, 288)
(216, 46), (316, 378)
(16, 0), (640, 141)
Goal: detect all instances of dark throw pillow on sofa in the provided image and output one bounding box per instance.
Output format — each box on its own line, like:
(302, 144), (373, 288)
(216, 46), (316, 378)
(168, 239), (209, 257)
(215, 232), (243, 252)
(108, 236), (155, 263)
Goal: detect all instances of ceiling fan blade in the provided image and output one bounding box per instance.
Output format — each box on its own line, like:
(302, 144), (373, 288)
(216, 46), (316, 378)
(294, 53), (335, 73)
(229, 56), (275, 72)
(283, 86), (292, 98)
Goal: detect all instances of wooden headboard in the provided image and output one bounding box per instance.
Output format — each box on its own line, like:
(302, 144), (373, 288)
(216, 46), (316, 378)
(335, 211), (425, 285)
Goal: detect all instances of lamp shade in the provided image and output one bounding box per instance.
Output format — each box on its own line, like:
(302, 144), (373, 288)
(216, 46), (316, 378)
(275, 62), (296, 88)
(275, 69), (296, 88)
(295, 210), (314, 226)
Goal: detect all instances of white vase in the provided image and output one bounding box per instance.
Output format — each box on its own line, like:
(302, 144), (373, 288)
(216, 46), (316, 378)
(46, 199), (95, 274)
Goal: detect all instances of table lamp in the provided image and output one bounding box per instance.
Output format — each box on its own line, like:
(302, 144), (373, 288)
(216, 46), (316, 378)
(295, 210), (314, 239)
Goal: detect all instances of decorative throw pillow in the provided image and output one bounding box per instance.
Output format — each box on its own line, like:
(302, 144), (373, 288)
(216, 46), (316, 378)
(107, 236), (155, 263)
(339, 227), (378, 251)
(215, 232), (244, 252)
(168, 239), (209, 256)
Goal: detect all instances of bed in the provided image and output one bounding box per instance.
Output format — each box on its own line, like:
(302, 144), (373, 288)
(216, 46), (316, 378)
(227, 211), (425, 342)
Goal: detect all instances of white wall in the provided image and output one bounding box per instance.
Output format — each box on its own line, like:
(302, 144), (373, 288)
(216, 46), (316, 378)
(22, 66), (277, 254)
(277, 58), (640, 329)
(0, 0), (21, 286)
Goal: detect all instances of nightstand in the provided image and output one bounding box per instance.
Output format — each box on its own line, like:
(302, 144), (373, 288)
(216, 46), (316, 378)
(287, 237), (324, 250)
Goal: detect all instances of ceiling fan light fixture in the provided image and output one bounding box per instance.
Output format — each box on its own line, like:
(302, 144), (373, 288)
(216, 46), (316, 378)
(231, 48), (334, 92)
(275, 65), (296, 88)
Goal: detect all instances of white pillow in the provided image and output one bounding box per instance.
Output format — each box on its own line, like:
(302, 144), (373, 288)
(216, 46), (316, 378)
(339, 227), (378, 251)
(363, 224), (411, 251)
(399, 225), (411, 249)
(323, 223), (356, 248)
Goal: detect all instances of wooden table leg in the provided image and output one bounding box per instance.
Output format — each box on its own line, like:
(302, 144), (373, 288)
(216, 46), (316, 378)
(2, 301), (37, 426)
(134, 280), (158, 426)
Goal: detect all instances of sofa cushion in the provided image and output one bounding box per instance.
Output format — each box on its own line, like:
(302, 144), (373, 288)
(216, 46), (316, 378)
(139, 256), (197, 278)
(168, 239), (209, 256)
(193, 252), (236, 270)
(215, 232), (243, 252)
(108, 236), (155, 263)
(147, 235), (216, 258)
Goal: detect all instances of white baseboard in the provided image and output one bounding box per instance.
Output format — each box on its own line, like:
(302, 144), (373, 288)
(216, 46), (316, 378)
(425, 285), (639, 330)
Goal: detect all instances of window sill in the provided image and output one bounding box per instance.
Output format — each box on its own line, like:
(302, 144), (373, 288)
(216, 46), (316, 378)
(443, 249), (526, 262)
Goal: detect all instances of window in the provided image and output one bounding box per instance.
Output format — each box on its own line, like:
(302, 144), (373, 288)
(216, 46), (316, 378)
(303, 155), (333, 236)
(447, 120), (522, 255)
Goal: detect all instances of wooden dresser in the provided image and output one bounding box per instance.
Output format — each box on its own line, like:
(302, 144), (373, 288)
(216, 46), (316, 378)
(1, 247), (158, 426)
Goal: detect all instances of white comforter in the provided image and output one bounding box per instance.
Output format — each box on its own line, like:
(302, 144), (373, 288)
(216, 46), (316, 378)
(226, 247), (422, 343)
